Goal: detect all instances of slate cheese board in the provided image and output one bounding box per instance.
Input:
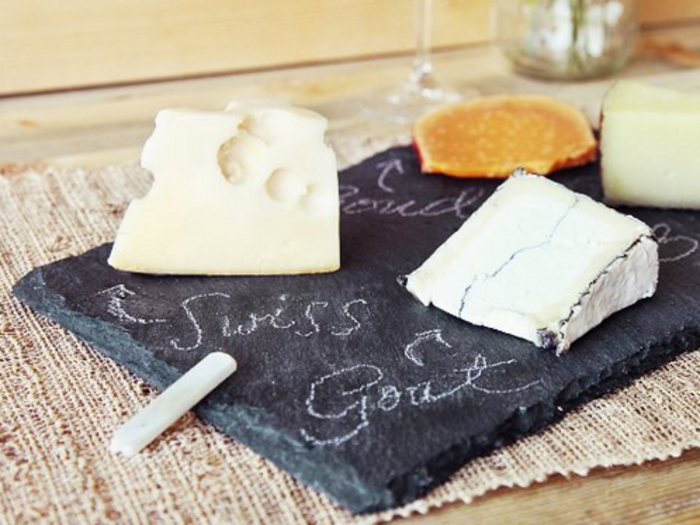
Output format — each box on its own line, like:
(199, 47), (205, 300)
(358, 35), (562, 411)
(13, 146), (700, 513)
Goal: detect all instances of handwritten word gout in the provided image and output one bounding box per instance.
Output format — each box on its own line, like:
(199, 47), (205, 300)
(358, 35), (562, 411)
(97, 286), (370, 352)
(300, 329), (541, 448)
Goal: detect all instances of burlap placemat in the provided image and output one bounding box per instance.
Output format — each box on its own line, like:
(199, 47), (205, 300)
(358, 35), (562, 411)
(1, 139), (699, 524)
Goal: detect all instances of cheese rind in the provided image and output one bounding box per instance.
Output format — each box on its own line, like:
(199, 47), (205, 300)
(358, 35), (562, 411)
(601, 81), (700, 209)
(404, 170), (658, 352)
(108, 101), (339, 275)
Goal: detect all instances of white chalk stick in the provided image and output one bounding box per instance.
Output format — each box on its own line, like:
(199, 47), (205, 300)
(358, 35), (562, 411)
(110, 352), (237, 456)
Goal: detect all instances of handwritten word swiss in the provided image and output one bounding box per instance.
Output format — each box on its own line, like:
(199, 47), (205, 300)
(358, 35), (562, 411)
(170, 294), (368, 351)
(96, 286), (370, 352)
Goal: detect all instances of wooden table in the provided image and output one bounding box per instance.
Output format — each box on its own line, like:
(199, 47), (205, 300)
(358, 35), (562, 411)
(2, 24), (699, 525)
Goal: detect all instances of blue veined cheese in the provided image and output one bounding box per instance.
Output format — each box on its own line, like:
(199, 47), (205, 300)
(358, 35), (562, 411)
(601, 81), (700, 209)
(404, 170), (658, 353)
(108, 100), (339, 275)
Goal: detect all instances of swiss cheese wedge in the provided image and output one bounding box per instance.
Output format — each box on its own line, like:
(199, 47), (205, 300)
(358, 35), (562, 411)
(413, 95), (597, 178)
(108, 101), (340, 275)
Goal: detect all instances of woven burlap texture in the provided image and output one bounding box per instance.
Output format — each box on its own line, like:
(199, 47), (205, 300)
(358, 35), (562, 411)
(1, 146), (699, 524)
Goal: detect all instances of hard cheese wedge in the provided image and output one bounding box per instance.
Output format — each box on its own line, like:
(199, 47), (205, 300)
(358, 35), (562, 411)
(404, 170), (658, 353)
(601, 81), (700, 208)
(413, 95), (597, 178)
(108, 101), (339, 275)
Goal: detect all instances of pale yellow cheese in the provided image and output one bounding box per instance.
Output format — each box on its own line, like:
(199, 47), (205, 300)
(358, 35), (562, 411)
(108, 101), (339, 275)
(601, 81), (700, 209)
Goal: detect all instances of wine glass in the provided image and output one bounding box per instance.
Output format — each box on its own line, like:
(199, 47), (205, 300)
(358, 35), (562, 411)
(360, 0), (477, 124)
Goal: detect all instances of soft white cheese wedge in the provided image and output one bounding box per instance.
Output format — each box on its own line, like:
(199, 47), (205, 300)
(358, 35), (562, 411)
(601, 81), (700, 208)
(108, 101), (339, 275)
(404, 170), (658, 353)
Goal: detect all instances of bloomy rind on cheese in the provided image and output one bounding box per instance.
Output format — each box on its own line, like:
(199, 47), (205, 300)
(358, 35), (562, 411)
(405, 169), (658, 353)
(535, 233), (657, 351)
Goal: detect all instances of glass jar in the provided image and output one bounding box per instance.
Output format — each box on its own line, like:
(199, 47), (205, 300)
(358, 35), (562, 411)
(492, 0), (639, 80)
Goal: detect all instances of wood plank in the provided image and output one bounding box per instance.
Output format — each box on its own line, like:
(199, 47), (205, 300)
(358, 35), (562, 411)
(412, 448), (700, 524)
(640, 0), (700, 25)
(0, 0), (489, 96)
(4, 22), (700, 169)
(3, 0), (699, 97)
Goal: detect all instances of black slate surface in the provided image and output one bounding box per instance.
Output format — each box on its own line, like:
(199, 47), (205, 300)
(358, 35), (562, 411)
(13, 146), (700, 513)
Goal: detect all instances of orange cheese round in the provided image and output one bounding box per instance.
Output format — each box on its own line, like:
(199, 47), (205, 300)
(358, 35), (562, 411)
(413, 95), (597, 178)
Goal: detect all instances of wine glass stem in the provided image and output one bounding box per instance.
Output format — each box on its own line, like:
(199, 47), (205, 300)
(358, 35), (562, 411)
(410, 0), (438, 92)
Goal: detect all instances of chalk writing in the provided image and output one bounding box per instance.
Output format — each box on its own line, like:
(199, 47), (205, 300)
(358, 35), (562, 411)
(300, 364), (383, 447)
(99, 285), (371, 352)
(171, 292), (232, 351)
(340, 184), (484, 219)
(97, 285), (166, 325)
(301, 329), (540, 448)
(331, 299), (368, 336)
(234, 307), (296, 336)
(169, 294), (369, 351)
(339, 156), (484, 218)
(375, 158), (404, 194)
(294, 301), (328, 338)
(653, 223), (699, 263)
(377, 385), (401, 412)
(404, 329), (451, 366)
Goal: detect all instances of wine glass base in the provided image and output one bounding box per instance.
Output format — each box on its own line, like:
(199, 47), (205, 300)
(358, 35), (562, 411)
(359, 82), (478, 125)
